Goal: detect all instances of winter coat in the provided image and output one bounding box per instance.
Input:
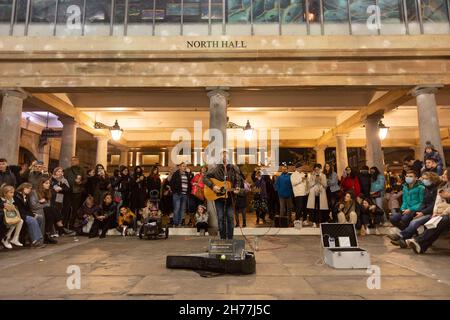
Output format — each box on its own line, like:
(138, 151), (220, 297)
(291, 171), (309, 197)
(130, 173), (147, 211)
(147, 175), (162, 197)
(13, 192), (34, 218)
(307, 173), (328, 210)
(64, 165), (86, 194)
(195, 212), (209, 224)
(341, 176), (360, 197)
(190, 173), (204, 197)
(28, 171), (50, 189)
(118, 209), (136, 226)
(29, 190), (50, 217)
(51, 176), (70, 206)
(170, 170), (192, 195)
(274, 173), (293, 199)
(423, 150), (443, 171)
(0, 169), (17, 188)
(418, 185), (438, 216)
(401, 181), (425, 212)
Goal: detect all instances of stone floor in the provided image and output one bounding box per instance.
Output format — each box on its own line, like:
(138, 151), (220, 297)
(0, 233), (449, 300)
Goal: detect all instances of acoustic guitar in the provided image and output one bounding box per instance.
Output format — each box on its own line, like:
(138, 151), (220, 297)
(204, 178), (240, 201)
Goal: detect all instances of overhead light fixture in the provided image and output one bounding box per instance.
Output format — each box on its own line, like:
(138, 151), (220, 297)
(378, 120), (389, 140)
(227, 118), (254, 141)
(94, 119), (123, 141)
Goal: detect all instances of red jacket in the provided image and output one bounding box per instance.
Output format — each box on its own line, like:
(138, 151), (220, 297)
(340, 176), (360, 197)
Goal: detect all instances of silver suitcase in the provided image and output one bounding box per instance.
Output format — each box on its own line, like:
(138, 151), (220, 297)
(320, 223), (371, 269)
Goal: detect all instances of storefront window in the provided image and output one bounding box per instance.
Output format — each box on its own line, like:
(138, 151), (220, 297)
(379, 0), (407, 35)
(183, 0), (209, 36)
(28, 0), (56, 36)
(154, 0), (181, 35)
(253, 0), (280, 35)
(126, 0), (154, 35)
(323, 0), (350, 34)
(226, 0), (252, 35)
(84, 0), (112, 36)
(0, 0), (13, 35)
(421, 0), (450, 33)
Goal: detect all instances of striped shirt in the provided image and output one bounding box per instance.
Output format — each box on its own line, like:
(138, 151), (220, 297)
(181, 173), (188, 194)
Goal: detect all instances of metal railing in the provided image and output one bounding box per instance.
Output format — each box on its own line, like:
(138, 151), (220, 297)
(4, 0), (450, 36)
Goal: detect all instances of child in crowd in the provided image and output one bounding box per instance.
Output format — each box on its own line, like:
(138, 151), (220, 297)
(194, 204), (209, 236)
(140, 200), (161, 223)
(118, 205), (136, 236)
(384, 187), (403, 217)
(423, 141), (443, 175)
(1, 185), (24, 249)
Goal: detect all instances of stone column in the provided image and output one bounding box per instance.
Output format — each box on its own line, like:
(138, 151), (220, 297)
(314, 145), (327, 167)
(119, 149), (129, 167)
(0, 90), (27, 165)
(206, 88), (229, 237)
(168, 147), (176, 167)
(58, 116), (77, 169)
(365, 114), (384, 172)
(412, 86), (444, 162)
(207, 88), (229, 158)
(335, 134), (349, 177)
(38, 144), (50, 168)
(95, 136), (109, 169)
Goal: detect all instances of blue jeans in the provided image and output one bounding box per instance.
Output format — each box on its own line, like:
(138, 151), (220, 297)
(390, 211), (414, 230)
(215, 199), (234, 240)
(400, 215), (431, 239)
(25, 215), (43, 242)
(172, 193), (187, 226)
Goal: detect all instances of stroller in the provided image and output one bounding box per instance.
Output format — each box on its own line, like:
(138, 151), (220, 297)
(139, 190), (169, 240)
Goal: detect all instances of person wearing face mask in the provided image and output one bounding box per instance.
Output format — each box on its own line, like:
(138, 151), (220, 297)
(307, 164), (328, 227)
(390, 170), (425, 230)
(389, 172), (441, 247)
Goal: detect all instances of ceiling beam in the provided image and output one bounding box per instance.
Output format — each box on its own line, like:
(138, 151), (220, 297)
(26, 93), (129, 148)
(316, 88), (413, 146)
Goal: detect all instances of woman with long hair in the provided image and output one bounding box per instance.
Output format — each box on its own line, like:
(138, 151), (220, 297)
(340, 166), (361, 198)
(335, 191), (358, 225)
(30, 178), (69, 243)
(324, 163), (340, 218)
(51, 167), (72, 233)
(147, 166), (162, 201)
(89, 192), (117, 238)
(92, 164), (111, 205)
(14, 183), (45, 247)
(130, 166), (147, 217)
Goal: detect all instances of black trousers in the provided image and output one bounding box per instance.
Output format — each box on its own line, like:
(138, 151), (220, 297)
(416, 215), (449, 252)
(43, 206), (60, 234)
(89, 216), (113, 238)
(311, 196), (328, 224)
(196, 222), (208, 232)
(68, 193), (83, 229)
(294, 195), (308, 220)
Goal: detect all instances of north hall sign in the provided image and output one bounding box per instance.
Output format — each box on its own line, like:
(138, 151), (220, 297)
(186, 40), (247, 49)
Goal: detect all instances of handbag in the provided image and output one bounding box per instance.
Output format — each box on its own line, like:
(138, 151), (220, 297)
(3, 207), (21, 226)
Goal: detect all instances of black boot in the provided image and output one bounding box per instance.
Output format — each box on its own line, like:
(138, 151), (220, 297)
(44, 233), (58, 244)
(243, 220), (247, 228)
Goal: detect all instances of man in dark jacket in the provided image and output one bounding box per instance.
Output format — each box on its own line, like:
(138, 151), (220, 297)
(169, 162), (192, 227)
(28, 161), (50, 189)
(0, 158), (17, 187)
(64, 156), (86, 229)
(204, 151), (243, 240)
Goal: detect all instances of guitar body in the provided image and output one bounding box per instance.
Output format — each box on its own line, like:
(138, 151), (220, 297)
(204, 178), (233, 201)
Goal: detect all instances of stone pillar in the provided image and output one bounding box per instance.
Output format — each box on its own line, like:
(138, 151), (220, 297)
(314, 146), (327, 167)
(412, 86), (445, 162)
(168, 147), (176, 167)
(95, 136), (109, 169)
(207, 88), (229, 156)
(38, 144), (50, 168)
(119, 149), (128, 167)
(365, 114), (384, 172)
(411, 146), (421, 160)
(58, 116), (77, 169)
(0, 90), (27, 165)
(335, 134), (349, 177)
(206, 88), (229, 237)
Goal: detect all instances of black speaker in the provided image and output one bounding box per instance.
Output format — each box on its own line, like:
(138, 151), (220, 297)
(274, 215), (289, 228)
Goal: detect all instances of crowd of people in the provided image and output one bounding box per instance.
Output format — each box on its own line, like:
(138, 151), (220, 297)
(0, 141), (449, 254)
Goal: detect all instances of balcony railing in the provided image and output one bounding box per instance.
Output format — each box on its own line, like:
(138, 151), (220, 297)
(0, 0), (449, 36)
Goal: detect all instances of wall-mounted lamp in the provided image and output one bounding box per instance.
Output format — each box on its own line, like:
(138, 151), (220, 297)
(378, 120), (389, 141)
(94, 120), (123, 141)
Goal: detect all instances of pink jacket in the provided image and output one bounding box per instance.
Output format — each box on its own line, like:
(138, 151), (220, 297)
(191, 173), (204, 196)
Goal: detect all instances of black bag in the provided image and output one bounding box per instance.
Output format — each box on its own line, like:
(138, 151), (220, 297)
(274, 215), (289, 228)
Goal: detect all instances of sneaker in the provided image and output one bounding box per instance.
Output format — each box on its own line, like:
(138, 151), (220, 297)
(359, 227), (366, 236)
(302, 220), (309, 226)
(375, 227), (381, 235)
(406, 239), (422, 254)
(2, 238), (12, 249)
(205, 232), (209, 236)
(122, 226), (128, 236)
(312, 223), (317, 228)
(365, 227), (370, 235)
(390, 239), (407, 248)
(200, 230), (206, 236)
(10, 240), (23, 247)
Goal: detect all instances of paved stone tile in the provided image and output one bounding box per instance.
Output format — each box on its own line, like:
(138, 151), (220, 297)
(25, 276), (143, 296)
(255, 264), (291, 276)
(173, 294), (277, 300)
(128, 274), (232, 296)
(0, 276), (53, 297)
(303, 275), (450, 297)
(226, 276), (317, 295)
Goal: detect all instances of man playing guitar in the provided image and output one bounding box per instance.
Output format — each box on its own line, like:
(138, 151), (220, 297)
(203, 150), (243, 240)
